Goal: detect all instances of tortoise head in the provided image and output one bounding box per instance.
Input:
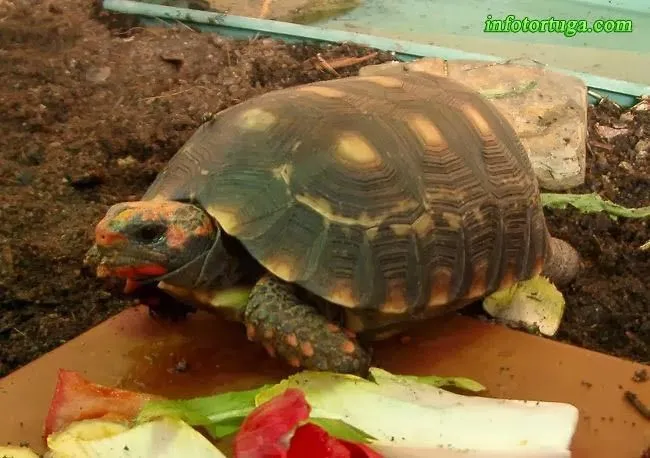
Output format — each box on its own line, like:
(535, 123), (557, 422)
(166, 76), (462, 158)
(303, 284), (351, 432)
(89, 200), (242, 291)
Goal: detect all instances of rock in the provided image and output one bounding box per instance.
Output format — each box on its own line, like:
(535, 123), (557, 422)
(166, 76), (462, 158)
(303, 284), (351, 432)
(635, 124), (649, 138)
(596, 123), (632, 141)
(85, 66), (111, 84)
(635, 139), (650, 154)
(619, 161), (632, 172)
(620, 112), (635, 122)
(361, 57), (589, 190)
(117, 156), (138, 167)
(632, 99), (650, 112)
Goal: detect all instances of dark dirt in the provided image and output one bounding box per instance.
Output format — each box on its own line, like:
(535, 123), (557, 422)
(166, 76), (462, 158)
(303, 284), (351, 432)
(0, 0), (648, 378)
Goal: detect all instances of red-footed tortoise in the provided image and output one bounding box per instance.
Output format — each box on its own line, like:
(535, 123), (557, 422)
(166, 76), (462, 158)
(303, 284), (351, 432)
(88, 71), (580, 376)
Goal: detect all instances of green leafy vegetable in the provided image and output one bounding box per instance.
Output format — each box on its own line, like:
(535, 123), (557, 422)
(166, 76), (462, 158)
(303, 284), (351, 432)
(207, 416), (248, 438)
(137, 386), (268, 438)
(541, 192), (650, 219)
(386, 374), (485, 392)
(210, 287), (252, 307)
(133, 367), (578, 457)
(309, 417), (376, 443)
(482, 275), (566, 336)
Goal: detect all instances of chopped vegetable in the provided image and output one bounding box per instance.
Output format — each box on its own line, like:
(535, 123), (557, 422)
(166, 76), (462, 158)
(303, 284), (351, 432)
(233, 388), (310, 458)
(233, 388), (381, 458)
(137, 386), (266, 439)
(0, 446), (40, 457)
(46, 417), (227, 457)
(255, 368), (579, 457)
(44, 369), (158, 436)
(41, 368), (578, 457)
(541, 192), (650, 219)
(287, 423), (382, 458)
(394, 374), (486, 392)
(482, 275), (566, 336)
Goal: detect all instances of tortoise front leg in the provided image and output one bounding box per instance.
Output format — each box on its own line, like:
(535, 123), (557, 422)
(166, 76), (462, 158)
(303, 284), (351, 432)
(243, 274), (371, 375)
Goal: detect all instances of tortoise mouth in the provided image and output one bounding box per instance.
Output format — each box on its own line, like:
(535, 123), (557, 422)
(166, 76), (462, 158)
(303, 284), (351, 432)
(85, 243), (169, 281)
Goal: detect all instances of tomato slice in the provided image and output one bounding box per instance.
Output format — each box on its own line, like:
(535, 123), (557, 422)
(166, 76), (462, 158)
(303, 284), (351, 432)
(233, 388), (310, 458)
(233, 388), (383, 458)
(340, 440), (384, 458)
(288, 423), (352, 458)
(288, 423), (383, 458)
(44, 369), (157, 437)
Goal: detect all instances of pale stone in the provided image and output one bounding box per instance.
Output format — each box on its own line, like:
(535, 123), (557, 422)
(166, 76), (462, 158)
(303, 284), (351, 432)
(361, 58), (589, 190)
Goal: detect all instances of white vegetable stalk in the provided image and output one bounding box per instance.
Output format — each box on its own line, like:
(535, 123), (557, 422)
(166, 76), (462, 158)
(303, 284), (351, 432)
(257, 368), (579, 457)
(44, 418), (227, 458)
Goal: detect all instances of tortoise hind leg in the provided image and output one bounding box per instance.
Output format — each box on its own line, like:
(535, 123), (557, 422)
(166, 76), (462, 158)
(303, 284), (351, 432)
(243, 274), (371, 376)
(542, 237), (581, 287)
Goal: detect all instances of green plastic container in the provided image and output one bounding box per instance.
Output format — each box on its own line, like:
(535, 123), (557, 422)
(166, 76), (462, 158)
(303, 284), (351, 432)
(102, 0), (650, 108)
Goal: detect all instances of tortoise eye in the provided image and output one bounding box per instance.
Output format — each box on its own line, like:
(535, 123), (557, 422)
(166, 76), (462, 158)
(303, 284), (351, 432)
(134, 224), (166, 243)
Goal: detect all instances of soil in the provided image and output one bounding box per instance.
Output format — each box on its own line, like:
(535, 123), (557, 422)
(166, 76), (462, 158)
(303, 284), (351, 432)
(0, 0), (648, 379)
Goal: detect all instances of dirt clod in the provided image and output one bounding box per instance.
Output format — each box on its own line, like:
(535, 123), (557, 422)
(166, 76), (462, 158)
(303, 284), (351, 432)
(0, 0), (649, 379)
(633, 369), (649, 383)
(624, 391), (650, 420)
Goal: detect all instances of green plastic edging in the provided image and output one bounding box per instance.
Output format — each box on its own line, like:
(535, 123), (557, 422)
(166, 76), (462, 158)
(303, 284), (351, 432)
(103, 0), (650, 108)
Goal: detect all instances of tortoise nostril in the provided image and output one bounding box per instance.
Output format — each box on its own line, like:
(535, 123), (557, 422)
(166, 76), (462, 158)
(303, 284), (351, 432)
(95, 227), (125, 246)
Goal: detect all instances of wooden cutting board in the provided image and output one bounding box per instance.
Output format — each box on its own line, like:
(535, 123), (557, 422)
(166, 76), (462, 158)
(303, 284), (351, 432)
(1, 306), (648, 456)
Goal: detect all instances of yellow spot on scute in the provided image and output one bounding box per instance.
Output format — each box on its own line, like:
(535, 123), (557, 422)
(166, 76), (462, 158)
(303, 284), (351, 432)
(336, 132), (382, 166)
(407, 114), (448, 148)
(389, 224), (411, 237)
(498, 267), (517, 291)
(442, 212), (462, 230)
(412, 213), (435, 238)
(263, 254), (300, 282)
(428, 267), (453, 308)
(239, 108), (276, 131)
(466, 260), (488, 299)
(328, 278), (358, 308)
(365, 227), (379, 241)
(381, 279), (409, 313)
(461, 104), (493, 136)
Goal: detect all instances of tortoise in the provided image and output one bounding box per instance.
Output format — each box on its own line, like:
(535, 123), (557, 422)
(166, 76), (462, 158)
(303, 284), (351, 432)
(88, 71), (580, 376)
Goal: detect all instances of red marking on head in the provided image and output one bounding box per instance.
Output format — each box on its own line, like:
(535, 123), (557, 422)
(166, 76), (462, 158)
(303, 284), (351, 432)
(193, 217), (213, 237)
(109, 263), (168, 279)
(166, 225), (189, 249)
(95, 224), (127, 247)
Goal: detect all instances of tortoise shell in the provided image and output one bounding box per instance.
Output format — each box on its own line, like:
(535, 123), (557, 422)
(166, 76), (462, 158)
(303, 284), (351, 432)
(143, 72), (550, 315)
